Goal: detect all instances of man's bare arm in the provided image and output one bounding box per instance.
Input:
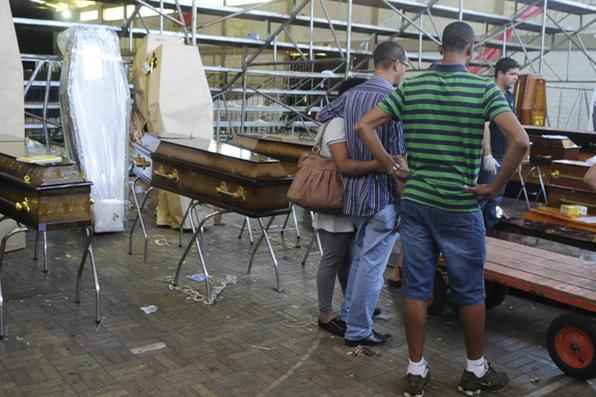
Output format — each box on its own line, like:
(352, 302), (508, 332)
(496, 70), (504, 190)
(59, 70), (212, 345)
(354, 107), (396, 172)
(467, 111), (529, 199)
(585, 164), (596, 191)
(329, 142), (383, 176)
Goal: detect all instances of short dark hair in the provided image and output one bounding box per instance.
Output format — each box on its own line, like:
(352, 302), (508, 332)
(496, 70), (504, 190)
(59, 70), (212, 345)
(494, 57), (520, 78)
(373, 40), (406, 69)
(442, 21), (475, 53)
(337, 78), (367, 95)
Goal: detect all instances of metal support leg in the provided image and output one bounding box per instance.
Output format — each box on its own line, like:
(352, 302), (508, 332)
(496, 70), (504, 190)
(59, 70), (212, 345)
(536, 166), (548, 205)
(172, 211), (230, 297)
(247, 216), (282, 292)
(237, 217), (254, 245)
(41, 231), (48, 273)
(75, 226), (101, 324)
(186, 204), (210, 299)
(33, 230), (39, 260)
(128, 179), (153, 263)
(516, 167), (531, 209)
(301, 233), (316, 266)
(0, 225), (29, 339)
(179, 199), (196, 248)
(291, 204), (301, 246)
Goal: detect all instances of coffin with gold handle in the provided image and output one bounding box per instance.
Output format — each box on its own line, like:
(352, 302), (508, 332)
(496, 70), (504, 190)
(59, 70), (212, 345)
(232, 134), (313, 172)
(151, 138), (294, 217)
(0, 138), (92, 228)
(547, 159), (596, 214)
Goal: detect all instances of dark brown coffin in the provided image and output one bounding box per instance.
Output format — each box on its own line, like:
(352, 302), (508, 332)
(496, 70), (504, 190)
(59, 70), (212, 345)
(548, 160), (596, 214)
(151, 138), (294, 217)
(232, 134), (313, 166)
(0, 139), (92, 228)
(530, 135), (580, 161)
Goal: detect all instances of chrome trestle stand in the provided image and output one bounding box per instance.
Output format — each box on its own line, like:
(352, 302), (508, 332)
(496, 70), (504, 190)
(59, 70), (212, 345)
(300, 211), (323, 266)
(128, 177), (154, 263)
(238, 217), (255, 245)
(75, 226), (102, 325)
(0, 218), (101, 339)
(172, 210), (231, 299)
(238, 204), (301, 249)
(246, 215), (283, 292)
(33, 230), (49, 273)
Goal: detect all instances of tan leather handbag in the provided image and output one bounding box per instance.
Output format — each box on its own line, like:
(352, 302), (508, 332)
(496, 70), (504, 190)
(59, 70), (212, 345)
(287, 122), (344, 213)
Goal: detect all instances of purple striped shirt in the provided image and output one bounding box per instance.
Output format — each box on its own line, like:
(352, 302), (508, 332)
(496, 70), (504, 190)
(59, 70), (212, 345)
(319, 76), (406, 217)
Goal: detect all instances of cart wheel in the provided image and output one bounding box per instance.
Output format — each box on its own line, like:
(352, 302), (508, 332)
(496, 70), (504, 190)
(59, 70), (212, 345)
(428, 271), (447, 316)
(547, 314), (596, 380)
(485, 281), (508, 310)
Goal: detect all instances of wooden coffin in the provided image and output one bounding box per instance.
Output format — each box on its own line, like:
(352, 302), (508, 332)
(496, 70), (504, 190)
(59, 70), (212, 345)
(530, 135), (580, 161)
(131, 133), (160, 183)
(548, 159), (596, 214)
(514, 74), (547, 126)
(232, 134), (313, 169)
(0, 138), (92, 228)
(523, 125), (596, 155)
(151, 138), (294, 218)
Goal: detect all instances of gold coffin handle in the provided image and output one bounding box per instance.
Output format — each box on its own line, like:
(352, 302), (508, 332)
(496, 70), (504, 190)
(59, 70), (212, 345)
(551, 169), (586, 182)
(15, 198), (31, 213)
(132, 155), (151, 169)
(155, 168), (179, 182)
(216, 182), (246, 201)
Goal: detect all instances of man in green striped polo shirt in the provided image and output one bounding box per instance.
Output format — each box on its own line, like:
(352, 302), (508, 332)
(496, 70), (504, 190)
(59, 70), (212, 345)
(354, 22), (530, 397)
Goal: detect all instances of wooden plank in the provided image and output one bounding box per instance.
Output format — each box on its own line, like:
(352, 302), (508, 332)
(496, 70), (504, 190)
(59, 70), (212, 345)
(487, 237), (596, 271)
(486, 245), (596, 282)
(485, 263), (596, 313)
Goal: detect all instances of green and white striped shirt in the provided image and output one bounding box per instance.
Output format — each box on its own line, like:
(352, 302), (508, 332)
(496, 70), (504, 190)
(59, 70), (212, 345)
(378, 63), (512, 212)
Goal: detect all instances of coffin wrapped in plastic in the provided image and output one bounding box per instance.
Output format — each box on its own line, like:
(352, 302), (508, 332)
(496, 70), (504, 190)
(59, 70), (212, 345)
(58, 27), (130, 233)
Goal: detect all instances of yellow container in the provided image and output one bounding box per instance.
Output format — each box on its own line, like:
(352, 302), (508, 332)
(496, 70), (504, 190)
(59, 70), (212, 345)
(560, 204), (588, 218)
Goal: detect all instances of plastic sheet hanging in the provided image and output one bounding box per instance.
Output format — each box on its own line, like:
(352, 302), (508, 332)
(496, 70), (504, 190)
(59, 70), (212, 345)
(58, 27), (131, 233)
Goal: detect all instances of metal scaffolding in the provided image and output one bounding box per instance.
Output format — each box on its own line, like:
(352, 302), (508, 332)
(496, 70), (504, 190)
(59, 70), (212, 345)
(15, 0), (596, 141)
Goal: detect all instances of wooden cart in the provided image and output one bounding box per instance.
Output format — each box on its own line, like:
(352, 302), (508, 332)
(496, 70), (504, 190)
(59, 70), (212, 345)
(431, 237), (596, 379)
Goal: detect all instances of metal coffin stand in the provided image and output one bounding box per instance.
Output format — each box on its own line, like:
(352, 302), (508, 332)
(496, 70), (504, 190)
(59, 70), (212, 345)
(145, 138), (294, 293)
(0, 138), (99, 338)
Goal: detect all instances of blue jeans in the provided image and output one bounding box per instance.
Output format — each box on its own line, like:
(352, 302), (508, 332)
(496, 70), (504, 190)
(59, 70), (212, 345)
(341, 204), (399, 340)
(400, 200), (486, 306)
(478, 165), (504, 231)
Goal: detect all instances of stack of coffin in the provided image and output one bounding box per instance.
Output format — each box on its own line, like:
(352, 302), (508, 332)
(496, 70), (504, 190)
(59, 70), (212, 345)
(148, 137), (294, 218)
(0, 137), (92, 229)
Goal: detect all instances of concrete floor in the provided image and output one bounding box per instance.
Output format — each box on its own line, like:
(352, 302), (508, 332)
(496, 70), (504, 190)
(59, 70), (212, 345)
(0, 204), (595, 397)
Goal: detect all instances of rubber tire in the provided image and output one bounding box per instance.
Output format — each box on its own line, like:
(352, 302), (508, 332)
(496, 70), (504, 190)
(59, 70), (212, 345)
(547, 314), (596, 380)
(427, 271), (447, 316)
(485, 281), (508, 310)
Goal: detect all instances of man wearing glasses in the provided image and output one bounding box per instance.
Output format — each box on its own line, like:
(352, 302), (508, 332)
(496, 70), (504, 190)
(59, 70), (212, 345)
(318, 40), (408, 347)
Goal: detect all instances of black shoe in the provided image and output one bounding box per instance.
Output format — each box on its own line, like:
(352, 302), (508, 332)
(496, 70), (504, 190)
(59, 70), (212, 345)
(457, 363), (509, 396)
(373, 307), (382, 317)
(318, 318), (346, 337)
(345, 330), (391, 347)
(404, 370), (431, 397)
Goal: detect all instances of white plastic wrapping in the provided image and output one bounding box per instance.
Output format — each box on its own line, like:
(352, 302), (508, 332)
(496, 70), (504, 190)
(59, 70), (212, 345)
(58, 27), (130, 233)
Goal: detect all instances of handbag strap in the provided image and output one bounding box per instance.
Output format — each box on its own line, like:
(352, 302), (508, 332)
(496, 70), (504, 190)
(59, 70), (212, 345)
(312, 121), (329, 153)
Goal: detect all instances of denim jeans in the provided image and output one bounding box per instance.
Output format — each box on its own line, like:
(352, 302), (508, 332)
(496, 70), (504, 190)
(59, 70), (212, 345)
(341, 204), (399, 340)
(400, 200), (486, 306)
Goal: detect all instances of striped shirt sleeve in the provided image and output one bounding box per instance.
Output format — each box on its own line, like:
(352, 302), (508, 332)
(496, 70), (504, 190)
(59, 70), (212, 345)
(377, 87), (405, 121)
(483, 83), (512, 121)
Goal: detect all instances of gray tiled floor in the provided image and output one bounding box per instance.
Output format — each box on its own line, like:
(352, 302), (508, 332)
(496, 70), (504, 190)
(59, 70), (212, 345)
(0, 207), (594, 396)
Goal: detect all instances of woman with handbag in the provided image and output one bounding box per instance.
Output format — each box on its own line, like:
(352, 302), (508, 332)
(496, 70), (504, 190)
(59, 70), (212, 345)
(311, 79), (387, 336)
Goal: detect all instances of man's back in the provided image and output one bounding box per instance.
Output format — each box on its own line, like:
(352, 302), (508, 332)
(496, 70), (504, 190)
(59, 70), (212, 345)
(320, 76), (405, 217)
(379, 64), (511, 212)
